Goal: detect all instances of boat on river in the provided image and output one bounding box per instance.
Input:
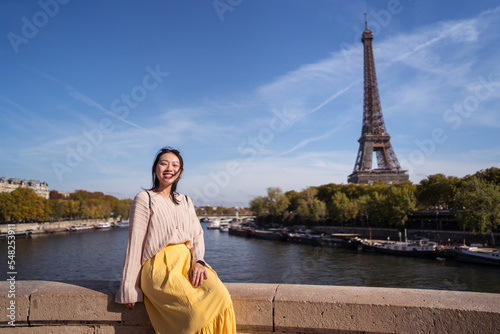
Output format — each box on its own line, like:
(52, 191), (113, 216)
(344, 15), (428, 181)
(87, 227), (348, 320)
(287, 232), (322, 246)
(69, 224), (95, 232)
(96, 222), (112, 229)
(219, 220), (231, 232)
(254, 229), (288, 241)
(0, 229), (33, 239)
(114, 221), (129, 228)
(361, 238), (443, 258)
(319, 233), (362, 250)
(452, 246), (500, 266)
(228, 225), (254, 237)
(206, 218), (221, 230)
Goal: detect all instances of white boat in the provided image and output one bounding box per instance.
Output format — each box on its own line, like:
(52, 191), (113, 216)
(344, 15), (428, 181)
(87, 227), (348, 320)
(70, 224), (95, 232)
(219, 221), (230, 232)
(206, 218), (221, 230)
(114, 221), (129, 228)
(0, 229), (33, 239)
(453, 246), (500, 266)
(362, 238), (443, 258)
(96, 222), (112, 229)
(219, 219), (232, 232)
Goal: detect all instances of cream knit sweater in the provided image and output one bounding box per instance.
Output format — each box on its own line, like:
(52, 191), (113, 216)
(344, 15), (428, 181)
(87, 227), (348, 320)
(115, 190), (205, 304)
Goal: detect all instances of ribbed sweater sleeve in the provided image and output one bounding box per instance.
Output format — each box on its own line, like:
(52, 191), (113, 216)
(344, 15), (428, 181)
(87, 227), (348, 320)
(115, 191), (150, 304)
(187, 196), (205, 266)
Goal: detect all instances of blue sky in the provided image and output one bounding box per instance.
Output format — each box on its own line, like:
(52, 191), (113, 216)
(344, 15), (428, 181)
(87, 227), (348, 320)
(1, 0), (499, 207)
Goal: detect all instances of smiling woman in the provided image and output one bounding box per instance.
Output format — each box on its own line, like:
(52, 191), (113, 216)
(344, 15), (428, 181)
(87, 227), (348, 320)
(115, 147), (236, 334)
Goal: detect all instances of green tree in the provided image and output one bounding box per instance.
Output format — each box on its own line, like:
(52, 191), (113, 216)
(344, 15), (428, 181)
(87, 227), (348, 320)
(416, 174), (459, 209)
(250, 196), (267, 218)
(383, 186), (416, 229)
(284, 190), (301, 212)
(453, 177), (500, 245)
(296, 187), (326, 224)
(315, 183), (340, 205)
(329, 192), (351, 225)
(265, 187), (289, 224)
(472, 167), (500, 185)
(114, 199), (133, 220)
(266, 187), (289, 216)
(50, 200), (67, 219)
(356, 194), (371, 227)
(363, 192), (387, 227)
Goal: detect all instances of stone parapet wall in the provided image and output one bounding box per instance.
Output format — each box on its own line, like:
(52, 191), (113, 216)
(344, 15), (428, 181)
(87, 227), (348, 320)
(1, 281), (499, 333)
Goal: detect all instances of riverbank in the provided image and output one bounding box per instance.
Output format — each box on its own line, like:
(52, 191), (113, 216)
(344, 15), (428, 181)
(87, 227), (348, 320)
(0, 218), (118, 235)
(313, 225), (499, 247)
(227, 224), (499, 248)
(2, 219), (498, 247)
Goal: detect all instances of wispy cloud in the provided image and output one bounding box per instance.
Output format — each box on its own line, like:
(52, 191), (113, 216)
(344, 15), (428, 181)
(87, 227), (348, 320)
(29, 68), (146, 130)
(276, 119), (351, 157)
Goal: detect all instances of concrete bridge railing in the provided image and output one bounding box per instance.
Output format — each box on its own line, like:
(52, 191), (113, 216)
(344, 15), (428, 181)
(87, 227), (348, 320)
(1, 280), (499, 333)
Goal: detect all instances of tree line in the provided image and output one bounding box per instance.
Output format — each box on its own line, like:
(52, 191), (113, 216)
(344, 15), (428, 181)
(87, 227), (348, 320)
(249, 167), (500, 237)
(0, 189), (132, 223)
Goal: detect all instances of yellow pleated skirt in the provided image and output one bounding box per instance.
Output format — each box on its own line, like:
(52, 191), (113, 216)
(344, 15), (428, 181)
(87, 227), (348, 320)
(141, 243), (236, 334)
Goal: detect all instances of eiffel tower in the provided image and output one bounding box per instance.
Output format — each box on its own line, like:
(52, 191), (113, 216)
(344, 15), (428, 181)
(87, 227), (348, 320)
(348, 15), (409, 184)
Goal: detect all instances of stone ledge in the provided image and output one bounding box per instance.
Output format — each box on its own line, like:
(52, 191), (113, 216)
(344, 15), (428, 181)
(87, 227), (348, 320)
(1, 281), (499, 333)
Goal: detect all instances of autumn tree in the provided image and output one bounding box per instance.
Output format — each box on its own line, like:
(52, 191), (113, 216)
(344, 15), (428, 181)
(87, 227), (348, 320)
(0, 192), (14, 221)
(2, 188), (52, 222)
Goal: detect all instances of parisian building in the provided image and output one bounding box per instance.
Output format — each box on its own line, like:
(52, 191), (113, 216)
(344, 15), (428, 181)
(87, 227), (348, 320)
(0, 177), (49, 199)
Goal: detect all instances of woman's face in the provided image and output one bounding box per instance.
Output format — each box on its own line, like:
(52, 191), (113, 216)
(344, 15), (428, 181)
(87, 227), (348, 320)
(155, 152), (182, 189)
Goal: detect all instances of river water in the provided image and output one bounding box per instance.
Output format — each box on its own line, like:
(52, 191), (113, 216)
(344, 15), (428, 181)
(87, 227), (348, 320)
(2, 224), (499, 294)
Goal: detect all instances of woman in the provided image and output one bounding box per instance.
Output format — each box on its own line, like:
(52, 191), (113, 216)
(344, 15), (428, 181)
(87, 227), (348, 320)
(115, 147), (236, 333)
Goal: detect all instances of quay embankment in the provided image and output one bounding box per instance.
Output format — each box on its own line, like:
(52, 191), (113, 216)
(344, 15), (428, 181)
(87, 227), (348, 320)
(313, 226), (499, 247)
(2, 220), (499, 247)
(0, 219), (116, 235)
(1, 280), (499, 333)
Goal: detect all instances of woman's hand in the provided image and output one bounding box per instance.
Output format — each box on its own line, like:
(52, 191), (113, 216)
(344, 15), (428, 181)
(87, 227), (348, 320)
(125, 303), (135, 310)
(190, 262), (208, 288)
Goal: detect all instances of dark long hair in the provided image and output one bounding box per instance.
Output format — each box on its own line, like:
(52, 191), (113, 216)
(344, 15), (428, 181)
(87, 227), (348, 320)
(149, 147), (184, 205)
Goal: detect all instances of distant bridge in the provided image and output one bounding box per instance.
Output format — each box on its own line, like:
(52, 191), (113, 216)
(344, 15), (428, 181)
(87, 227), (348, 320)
(197, 215), (254, 221)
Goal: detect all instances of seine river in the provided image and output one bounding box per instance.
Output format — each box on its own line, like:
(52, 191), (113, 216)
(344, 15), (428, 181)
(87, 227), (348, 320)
(2, 224), (499, 294)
